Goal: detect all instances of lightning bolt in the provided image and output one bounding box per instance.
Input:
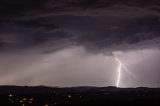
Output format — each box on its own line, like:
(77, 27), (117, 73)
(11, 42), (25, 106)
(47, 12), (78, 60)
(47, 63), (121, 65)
(115, 56), (122, 88)
(114, 55), (136, 88)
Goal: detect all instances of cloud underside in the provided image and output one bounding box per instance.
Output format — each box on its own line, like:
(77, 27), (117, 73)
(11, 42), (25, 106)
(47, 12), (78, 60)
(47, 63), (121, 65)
(0, 1), (160, 53)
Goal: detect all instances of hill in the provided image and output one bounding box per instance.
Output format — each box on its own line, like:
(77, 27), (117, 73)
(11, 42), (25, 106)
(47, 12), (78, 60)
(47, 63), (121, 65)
(0, 86), (160, 106)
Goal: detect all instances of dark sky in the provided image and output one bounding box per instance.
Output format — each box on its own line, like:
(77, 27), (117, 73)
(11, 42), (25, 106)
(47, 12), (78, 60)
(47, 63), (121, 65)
(0, 0), (160, 87)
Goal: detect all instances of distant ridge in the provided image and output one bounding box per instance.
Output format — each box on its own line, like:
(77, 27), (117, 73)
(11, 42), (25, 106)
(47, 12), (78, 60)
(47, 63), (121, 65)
(0, 85), (158, 94)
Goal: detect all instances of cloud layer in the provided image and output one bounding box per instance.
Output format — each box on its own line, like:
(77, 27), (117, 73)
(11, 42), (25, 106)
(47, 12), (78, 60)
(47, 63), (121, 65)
(0, 0), (160, 52)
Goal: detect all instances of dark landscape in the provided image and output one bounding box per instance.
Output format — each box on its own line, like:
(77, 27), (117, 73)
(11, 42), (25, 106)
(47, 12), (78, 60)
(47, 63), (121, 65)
(0, 86), (160, 106)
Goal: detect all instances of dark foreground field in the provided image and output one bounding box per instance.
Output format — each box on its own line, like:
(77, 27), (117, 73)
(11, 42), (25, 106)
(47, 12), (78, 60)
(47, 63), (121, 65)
(0, 86), (160, 106)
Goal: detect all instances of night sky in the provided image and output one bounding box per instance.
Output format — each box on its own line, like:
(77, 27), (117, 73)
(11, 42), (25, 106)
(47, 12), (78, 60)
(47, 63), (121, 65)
(0, 0), (160, 87)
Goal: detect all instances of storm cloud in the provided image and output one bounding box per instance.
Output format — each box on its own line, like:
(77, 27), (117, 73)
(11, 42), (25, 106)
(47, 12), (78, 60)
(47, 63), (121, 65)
(0, 0), (160, 87)
(0, 0), (160, 51)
